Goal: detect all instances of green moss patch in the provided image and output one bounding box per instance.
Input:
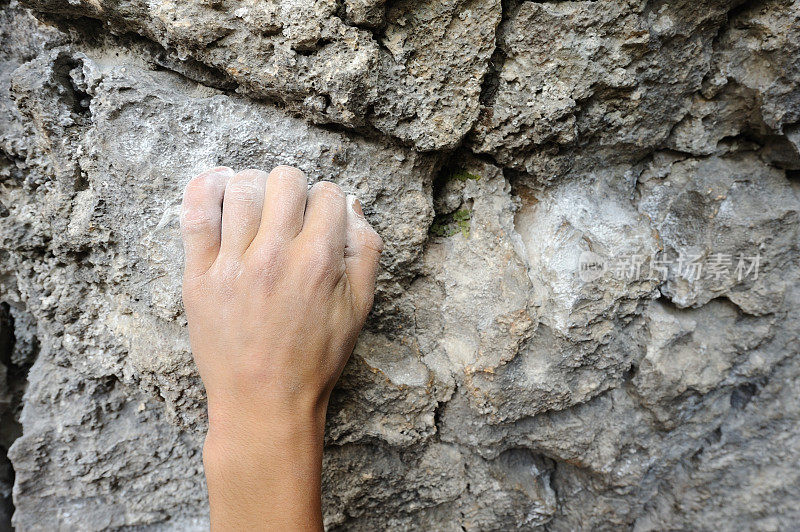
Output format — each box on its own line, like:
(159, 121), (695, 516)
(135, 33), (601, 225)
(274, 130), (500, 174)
(447, 168), (481, 182)
(430, 208), (472, 238)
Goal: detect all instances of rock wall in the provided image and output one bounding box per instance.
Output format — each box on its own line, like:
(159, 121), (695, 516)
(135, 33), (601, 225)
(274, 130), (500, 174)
(1, 0), (799, 529)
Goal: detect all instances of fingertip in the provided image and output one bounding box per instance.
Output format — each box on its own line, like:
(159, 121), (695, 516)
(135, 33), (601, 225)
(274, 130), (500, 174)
(183, 167), (233, 201)
(270, 165), (307, 183)
(346, 194), (383, 254)
(352, 197), (364, 217)
(302, 181), (347, 241)
(220, 169), (269, 256)
(181, 167), (233, 277)
(310, 180), (345, 200)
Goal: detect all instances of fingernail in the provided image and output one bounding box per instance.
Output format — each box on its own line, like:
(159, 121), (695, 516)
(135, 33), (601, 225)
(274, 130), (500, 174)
(352, 198), (364, 217)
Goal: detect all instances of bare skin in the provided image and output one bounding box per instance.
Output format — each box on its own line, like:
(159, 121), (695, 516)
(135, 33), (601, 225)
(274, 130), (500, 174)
(180, 165), (383, 530)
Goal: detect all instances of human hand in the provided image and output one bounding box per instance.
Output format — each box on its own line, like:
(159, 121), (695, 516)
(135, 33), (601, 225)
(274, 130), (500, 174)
(180, 165), (382, 530)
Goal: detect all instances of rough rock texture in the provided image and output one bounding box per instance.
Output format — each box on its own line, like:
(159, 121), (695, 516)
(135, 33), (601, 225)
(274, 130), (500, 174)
(19, 0), (501, 151)
(1, 0), (799, 530)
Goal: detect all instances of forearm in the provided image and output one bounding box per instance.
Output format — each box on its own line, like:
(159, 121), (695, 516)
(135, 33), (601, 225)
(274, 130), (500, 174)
(203, 403), (327, 531)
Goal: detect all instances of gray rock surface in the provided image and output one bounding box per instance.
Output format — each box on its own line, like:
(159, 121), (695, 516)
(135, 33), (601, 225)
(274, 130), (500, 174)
(1, 0), (799, 530)
(19, 0), (501, 151)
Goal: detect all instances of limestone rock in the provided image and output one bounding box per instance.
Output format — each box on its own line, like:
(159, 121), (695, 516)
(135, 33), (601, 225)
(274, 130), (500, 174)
(636, 152), (799, 312)
(468, 0), (747, 180)
(2, 0), (800, 529)
(668, 0), (800, 159)
(21, 0), (501, 151)
(9, 352), (209, 531)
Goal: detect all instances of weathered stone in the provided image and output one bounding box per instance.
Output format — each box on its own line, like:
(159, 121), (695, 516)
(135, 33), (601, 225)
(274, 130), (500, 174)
(21, 0), (501, 151)
(343, 0), (386, 28)
(9, 351), (209, 531)
(2, 0), (800, 529)
(468, 0), (747, 180)
(636, 152), (799, 312)
(668, 0), (800, 159)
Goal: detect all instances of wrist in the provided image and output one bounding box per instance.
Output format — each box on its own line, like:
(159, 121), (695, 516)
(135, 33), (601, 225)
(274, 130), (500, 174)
(204, 396), (326, 459)
(204, 374), (332, 428)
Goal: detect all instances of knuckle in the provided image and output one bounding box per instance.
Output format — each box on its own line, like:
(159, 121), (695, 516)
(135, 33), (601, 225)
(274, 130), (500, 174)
(180, 211), (217, 235)
(252, 237), (287, 271)
(208, 259), (244, 299)
(183, 174), (216, 203)
(309, 233), (338, 257)
(306, 257), (337, 284)
(183, 260), (239, 303)
(184, 167), (231, 200)
(226, 174), (264, 202)
(304, 238), (340, 278)
(364, 228), (384, 254)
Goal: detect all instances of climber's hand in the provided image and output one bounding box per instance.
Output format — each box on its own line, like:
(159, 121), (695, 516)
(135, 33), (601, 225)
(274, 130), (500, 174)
(180, 165), (382, 530)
